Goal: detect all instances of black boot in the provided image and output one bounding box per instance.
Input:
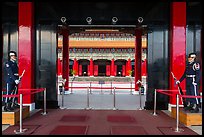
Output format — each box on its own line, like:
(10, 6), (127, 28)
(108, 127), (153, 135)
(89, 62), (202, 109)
(4, 103), (12, 112)
(190, 104), (199, 113)
(13, 102), (20, 108)
(8, 102), (14, 111)
(183, 103), (192, 112)
(4, 104), (9, 112)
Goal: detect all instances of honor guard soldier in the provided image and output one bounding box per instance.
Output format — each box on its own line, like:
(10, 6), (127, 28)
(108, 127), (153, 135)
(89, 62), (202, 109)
(4, 51), (20, 111)
(176, 53), (201, 113)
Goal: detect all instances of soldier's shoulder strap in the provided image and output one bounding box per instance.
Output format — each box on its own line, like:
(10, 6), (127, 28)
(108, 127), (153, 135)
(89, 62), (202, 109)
(192, 62), (200, 71)
(5, 61), (11, 68)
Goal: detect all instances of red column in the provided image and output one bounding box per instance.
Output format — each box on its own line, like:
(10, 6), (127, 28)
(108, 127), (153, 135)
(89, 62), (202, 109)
(127, 58), (131, 76)
(200, 28), (202, 93)
(88, 65), (90, 76)
(135, 29), (142, 91)
(169, 2), (186, 105)
(79, 65), (82, 76)
(62, 27), (69, 90)
(57, 58), (62, 76)
(18, 2), (34, 106)
(114, 65), (117, 76)
(94, 65), (98, 76)
(106, 65), (110, 76)
(122, 65), (126, 76)
(90, 58), (94, 77)
(142, 59), (147, 76)
(111, 58), (115, 77)
(73, 58), (78, 76)
(76, 60), (78, 76)
(125, 61), (128, 76)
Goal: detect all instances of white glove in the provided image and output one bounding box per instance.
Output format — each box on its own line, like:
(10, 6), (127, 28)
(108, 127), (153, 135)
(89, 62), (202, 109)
(175, 80), (180, 84)
(15, 80), (20, 84)
(192, 82), (197, 86)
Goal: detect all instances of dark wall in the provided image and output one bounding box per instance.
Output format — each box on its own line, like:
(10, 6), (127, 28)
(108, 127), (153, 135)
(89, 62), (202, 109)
(35, 24), (58, 109)
(2, 23), (58, 108)
(186, 25), (202, 88)
(2, 24), (18, 89)
(145, 24), (202, 110)
(145, 25), (169, 110)
(186, 25), (201, 62)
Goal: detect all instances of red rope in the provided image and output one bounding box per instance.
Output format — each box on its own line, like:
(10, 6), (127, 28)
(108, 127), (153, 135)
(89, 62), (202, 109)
(179, 94), (202, 98)
(156, 90), (174, 96)
(2, 88), (45, 97)
(66, 86), (135, 90)
(155, 89), (202, 99)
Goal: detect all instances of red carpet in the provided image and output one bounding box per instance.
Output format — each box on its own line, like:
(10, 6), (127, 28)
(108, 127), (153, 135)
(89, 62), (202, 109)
(60, 115), (88, 122)
(2, 110), (199, 135)
(107, 115), (136, 123)
(2, 125), (40, 135)
(111, 126), (147, 135)
(49, 125), (88, 135)
(157, 127), (198, 135)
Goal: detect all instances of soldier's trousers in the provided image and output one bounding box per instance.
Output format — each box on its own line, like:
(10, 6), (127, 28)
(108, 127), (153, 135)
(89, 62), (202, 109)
(186, 84), (199, 105)
(4, 82), (17, 104)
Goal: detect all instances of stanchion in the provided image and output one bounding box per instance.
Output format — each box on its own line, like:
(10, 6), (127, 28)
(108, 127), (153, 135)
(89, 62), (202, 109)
(152, 89), (157, 116)
(89, 82), (92, 94)
(71, 81), (73, 94)
(41, 88), (47, 115)
(110, 82), (113, 94)
(138, 87), (142, 110)
(130, 81), (132, 95)
(101, 84), (103, 94)
(14, 94), (27, 134)
(200, 92), (202, 109)
(113, 87), (117, 110)
(85, 87), (91, 110)
(172, 94), (184, 132)
(60, 86), (66, 109)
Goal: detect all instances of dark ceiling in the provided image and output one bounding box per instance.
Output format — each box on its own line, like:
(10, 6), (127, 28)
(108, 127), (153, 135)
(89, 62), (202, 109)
(1, 1), (202, 26)
(35, 2), (168, 25)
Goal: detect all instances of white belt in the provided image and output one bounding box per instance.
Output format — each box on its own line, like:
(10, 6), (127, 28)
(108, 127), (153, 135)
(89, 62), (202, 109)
(186, 75), (195, 77)
(14, 74), (19, 76)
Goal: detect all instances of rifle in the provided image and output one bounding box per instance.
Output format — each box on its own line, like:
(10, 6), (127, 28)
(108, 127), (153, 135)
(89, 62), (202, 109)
(171, 72), (187, 107)
(19, 69), (25, 80)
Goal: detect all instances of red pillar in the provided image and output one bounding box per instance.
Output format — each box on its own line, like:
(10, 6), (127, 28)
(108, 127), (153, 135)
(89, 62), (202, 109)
(111, 58), (115, 77)
(125, 61), (128, 76)
(122, 65), (126, 76)
(114, 65), (117, 76)
(106, 65), (111, 76)
(169, 2), (186, 105)
(200, 28), (202, 93)
(57, 58), (62, 76)
(73, 58), (78, 76)
(62, 28), (69, 90)
(94, 65), (98, 76)
(126, 58), (131, 76)
(135, 29), (142, 91)
(90, 58), (94, 77)
(18, 2), (34, 107)
(142, 59), (147, 76)
(79, 65), (82, 76)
